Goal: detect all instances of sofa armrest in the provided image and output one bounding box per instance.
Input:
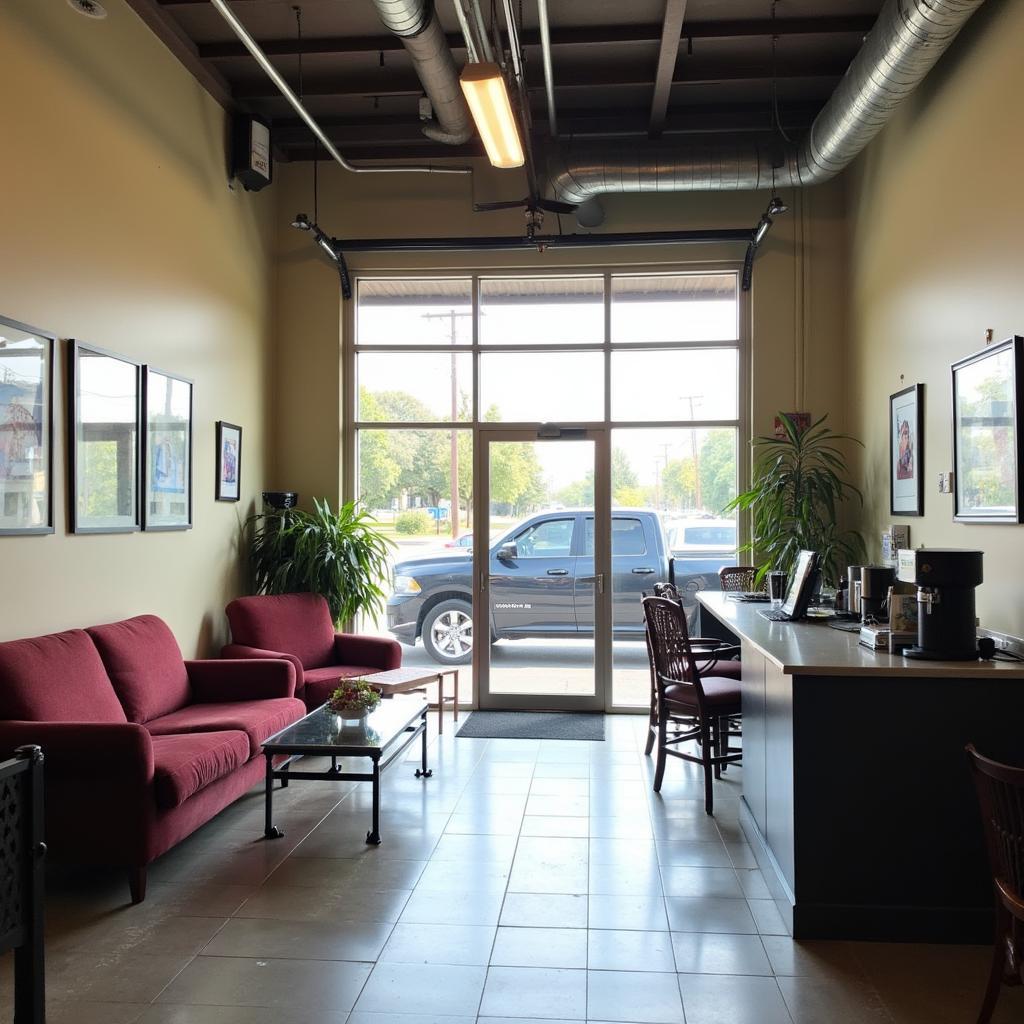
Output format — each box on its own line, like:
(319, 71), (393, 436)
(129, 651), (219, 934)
(334, 633), (401, 671)
(0, 721), (154, 781)
(221, 643), (305, 687)
(186, 658), (297, 701)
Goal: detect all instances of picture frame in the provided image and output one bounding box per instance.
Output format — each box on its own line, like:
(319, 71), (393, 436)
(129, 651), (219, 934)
(952, 335), (1023, 523)
(68, 341), (142, 534)
(215, 421), (242, 502)
(143, 367), (193, 530)
(889, 384), (924, 516)
(0, 315), (54, 535)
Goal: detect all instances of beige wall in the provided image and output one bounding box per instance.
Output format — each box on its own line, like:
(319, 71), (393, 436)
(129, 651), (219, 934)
(848, 0), (1024, 636)
(271, 161), (851, 505)
(0, 0), (275, 653)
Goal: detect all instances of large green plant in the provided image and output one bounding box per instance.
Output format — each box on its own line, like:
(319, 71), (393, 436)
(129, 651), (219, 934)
(725, 413), (866, 585)
(247, 498), (394, 627)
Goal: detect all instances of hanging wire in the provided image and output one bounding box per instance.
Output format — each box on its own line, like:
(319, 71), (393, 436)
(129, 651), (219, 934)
(770, 1), (793, 144)
(294, 6), (319, 223)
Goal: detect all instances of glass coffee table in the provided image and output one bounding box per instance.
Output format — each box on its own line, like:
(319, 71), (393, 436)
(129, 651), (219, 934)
(261, 695), (431, 846)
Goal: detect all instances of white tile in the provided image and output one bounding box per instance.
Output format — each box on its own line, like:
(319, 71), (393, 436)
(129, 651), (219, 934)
(672, 933), (772, 976)
(679, 974), (792, 1024)
(480, 967), (587, 1020)
(500, 893), (589, 929)
(490, 927), (587, 969)
(586, 970), (684, 1024)
(587, 929), (675, 972)
(588, 895), (668, 932)
(354, 962), (487, 1016)
(379, 923), (497, 966)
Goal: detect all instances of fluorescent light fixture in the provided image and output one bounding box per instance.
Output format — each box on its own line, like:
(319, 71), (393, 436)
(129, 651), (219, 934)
(460, 62), (524, 169)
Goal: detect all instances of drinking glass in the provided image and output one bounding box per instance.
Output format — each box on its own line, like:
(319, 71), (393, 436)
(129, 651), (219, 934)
(768, 570), (788, 609)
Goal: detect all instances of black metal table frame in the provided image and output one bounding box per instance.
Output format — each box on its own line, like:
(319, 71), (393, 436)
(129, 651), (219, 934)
(261, 702), (431, 846)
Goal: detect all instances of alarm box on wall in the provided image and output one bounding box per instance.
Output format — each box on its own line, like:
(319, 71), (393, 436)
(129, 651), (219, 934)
(231, 116), (272, 191)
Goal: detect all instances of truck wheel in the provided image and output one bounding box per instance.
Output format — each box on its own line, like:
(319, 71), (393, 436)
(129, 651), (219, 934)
(422, 599), (473, 665)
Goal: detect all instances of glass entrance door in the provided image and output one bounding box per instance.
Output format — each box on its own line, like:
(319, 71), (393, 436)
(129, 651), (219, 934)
(475, 429), (611, 711)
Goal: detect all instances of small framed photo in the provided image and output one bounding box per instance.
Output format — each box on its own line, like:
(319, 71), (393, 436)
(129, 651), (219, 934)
(889, 384), (924, 516)
(69, 341), (142, 534)
(0, 315), (54, 535)
(143, 367), (193, 530)
(952, 335), (1022, 523)
(215, 421), (242, 502)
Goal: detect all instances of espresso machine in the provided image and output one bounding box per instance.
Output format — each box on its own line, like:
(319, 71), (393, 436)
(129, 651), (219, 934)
(897, 549), (984, 660)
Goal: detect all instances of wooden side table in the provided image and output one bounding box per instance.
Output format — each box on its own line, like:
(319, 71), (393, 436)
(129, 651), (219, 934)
(362, 667), (460, 733)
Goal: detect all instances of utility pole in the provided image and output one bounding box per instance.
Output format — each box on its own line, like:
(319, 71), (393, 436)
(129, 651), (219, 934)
(421, 309), (472, 538)
(679, 394), (703, 510)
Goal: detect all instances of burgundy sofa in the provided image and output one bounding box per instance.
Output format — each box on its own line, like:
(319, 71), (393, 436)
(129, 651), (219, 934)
(223, 593), (402, 711)
(0, 615), (304, 903)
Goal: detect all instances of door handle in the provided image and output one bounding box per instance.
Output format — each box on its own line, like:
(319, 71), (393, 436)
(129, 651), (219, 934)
(632, 567), (656, 575)
(546, 568), (569, 576)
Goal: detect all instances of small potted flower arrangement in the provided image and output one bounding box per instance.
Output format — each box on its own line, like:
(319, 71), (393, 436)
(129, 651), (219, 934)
(327, 678), (381, 725)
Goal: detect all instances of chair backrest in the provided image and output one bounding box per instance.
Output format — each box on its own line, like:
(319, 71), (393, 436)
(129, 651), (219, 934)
(642, 594), (701, 689)
(719, 565), (759, 592)
(225, 593), (336, 669)
(966, 744), (1024, 913)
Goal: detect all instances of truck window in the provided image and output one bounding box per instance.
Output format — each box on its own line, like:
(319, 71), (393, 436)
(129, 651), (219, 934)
(514, 517), (574, 557)
(583, 517), (648, 557)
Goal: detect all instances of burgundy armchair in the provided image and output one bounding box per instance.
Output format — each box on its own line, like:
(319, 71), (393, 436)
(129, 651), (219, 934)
(223, 593), (402, 710)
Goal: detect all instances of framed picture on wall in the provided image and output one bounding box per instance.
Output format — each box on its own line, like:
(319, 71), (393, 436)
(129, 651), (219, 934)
(889, 384), (924, 516)
(952, 335), (1023, 523)
(215, 421), (242, 502)
(0, 315), (54, 535)
(68, 341), (142, 533)
(143, 367), (193, 530)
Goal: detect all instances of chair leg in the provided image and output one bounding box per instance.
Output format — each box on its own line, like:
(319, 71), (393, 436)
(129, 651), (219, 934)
(977, 905), (1012, 1023)
(700, 717), (714, 815)
(713, 718), (722, 780)
(720, 716), (730, 773)
(653, 710), (669, 793)
(645, 695), (658, 756)
(128, 866), (147, 905)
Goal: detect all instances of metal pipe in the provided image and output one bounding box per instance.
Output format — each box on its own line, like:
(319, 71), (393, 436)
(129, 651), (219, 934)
(208, 0), (470, 174)
(469, 0), (494, 61)
(536, 0), (558, 137)
(500, 0), (524, 81)
(452, 0), (479, 63)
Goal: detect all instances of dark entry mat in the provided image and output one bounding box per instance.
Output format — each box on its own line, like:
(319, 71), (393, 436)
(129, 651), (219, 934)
(456, 711), (605, 741)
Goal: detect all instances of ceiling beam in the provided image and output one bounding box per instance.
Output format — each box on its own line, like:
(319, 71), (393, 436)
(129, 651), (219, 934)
(234, 59), (846, 100)
(649, 0), (688, 139)
(196, 16), (875, 61)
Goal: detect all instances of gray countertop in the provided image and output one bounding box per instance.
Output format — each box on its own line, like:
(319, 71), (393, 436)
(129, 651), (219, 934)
(697, 591), (1024, 678)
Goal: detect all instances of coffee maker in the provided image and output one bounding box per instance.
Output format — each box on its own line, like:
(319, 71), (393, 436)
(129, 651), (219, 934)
(897, 549), (984, 660)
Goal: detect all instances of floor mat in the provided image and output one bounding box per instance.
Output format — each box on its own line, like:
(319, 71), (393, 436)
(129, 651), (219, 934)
(456, 710), (605, 741)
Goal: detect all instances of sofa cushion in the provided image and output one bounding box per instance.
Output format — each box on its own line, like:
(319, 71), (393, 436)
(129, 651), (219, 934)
(151, 730), (250, 809)
(225, 594), (336, 670)
(87, 616), (191, 724)
(145, 697), (306, 757)
(0, 629), (127, 723)
(302, 665), (388, 709)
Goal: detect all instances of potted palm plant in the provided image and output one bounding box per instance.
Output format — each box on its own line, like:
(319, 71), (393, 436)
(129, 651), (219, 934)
(247, 498), (394, 627)
(725, 413), (866, 587)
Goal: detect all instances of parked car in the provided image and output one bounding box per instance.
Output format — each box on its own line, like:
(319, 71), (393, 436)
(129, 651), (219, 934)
(387, 509), (721, 665)
(443, 533), (474, 551)
(666, 517), (738, 577)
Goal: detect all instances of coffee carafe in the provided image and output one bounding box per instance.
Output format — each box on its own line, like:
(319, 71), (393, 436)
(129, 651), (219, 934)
(897, 549), (983, 661)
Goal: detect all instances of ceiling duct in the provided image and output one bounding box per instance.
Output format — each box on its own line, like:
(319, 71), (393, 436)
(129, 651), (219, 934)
(370, 0), (473, 145)
(542, 0), (986, 204)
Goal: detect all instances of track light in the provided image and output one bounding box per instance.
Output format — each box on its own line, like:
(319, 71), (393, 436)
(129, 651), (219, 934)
(460, 62), (524, 169)
(291, 213), (312, 230)
(768, 196), (788, 216)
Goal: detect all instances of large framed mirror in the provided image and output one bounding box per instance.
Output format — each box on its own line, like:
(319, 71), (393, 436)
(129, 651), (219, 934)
(69, 341), (141, 533)
(0, 315), (54, 535)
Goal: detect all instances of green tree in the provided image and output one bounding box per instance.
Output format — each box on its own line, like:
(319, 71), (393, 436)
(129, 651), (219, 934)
(698, 430), (738, 514)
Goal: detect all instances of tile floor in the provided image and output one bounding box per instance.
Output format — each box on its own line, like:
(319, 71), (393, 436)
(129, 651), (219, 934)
(7, 712), (1023, 1023)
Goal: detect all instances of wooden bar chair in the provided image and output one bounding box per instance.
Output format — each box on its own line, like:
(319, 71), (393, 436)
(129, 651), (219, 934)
(966, 744), (1024, 1023)
(643, 582), (740, 757)
(719, 565), (760, 592)
(643, 594), (742, 813)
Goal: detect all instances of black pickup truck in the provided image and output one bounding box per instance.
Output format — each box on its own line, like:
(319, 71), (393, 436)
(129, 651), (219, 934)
(386, 508), (721, 665)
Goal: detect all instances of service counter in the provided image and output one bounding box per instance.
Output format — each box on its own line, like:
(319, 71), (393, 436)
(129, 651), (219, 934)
(697, 592), (1024, 943)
